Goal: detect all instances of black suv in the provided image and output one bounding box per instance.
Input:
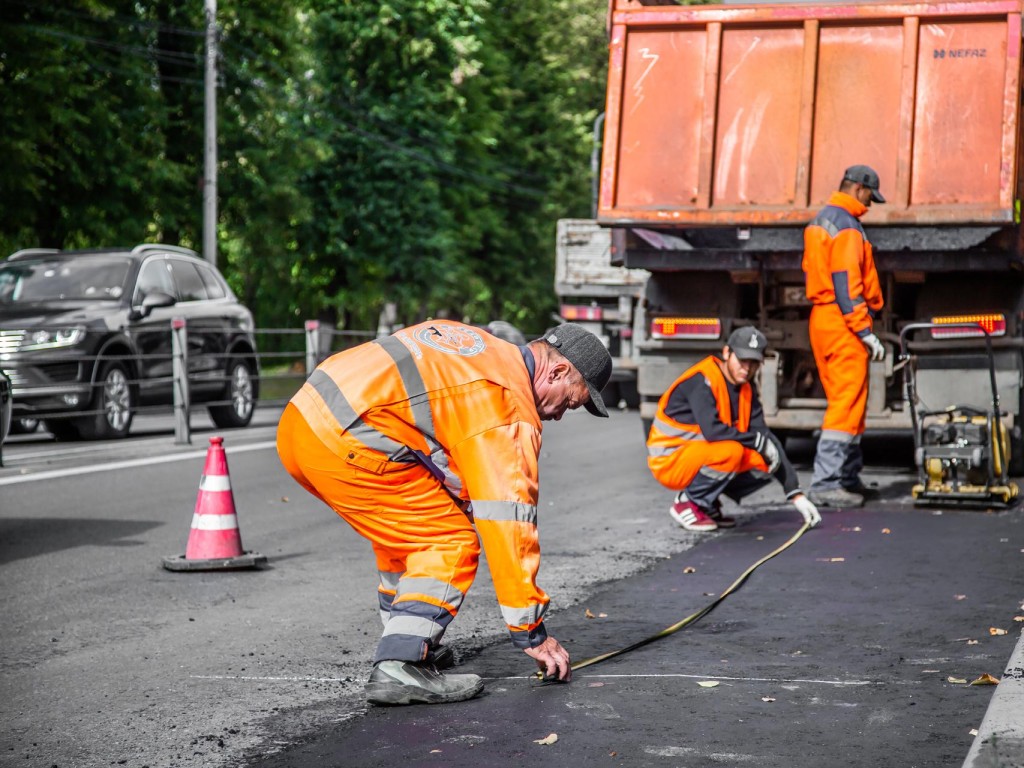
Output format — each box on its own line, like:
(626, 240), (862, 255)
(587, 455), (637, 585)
(0, 245), (259, 439)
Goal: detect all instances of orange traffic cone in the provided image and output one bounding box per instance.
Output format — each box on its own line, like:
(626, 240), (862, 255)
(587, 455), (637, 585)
(162, 436), (267, 571)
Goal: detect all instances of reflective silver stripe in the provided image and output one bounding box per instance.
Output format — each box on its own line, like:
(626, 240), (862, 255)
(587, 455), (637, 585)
(472, 500), (538, 525)
(647, 444), (678, 458)
(812, 216), (841, 238)
(698, 465), (732, 481)
(381, 615), (445, 642)
(308, 368), (359, 430)
(430, 449), (464, 495)
(653, 414), (704, 440)
(378, 570), (403, 592)
(397, 576), (465, 607)
(375, 335), (437, 438)
(821, 429), (857, 444)
(500, 602), (547, 628)
(347, 418), (408, 458)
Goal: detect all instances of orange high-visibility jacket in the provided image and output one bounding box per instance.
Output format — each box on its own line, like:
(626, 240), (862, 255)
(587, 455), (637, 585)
(648, 356), (752, 461)
(803, 191), (884, 336)
(289, 321), (549, 642)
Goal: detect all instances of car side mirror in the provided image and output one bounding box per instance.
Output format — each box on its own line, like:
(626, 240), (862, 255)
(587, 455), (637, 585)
(131, 291), (176, 320)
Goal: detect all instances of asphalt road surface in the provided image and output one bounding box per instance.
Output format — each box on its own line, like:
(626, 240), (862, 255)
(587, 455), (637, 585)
(1, 407), (1021, 767)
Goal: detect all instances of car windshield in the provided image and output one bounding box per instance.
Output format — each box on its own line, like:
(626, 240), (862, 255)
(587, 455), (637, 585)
(0, 256), (131, 303)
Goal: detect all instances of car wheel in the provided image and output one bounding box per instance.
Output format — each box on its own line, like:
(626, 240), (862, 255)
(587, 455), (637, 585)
(208, 359), (256, 428)
(75, 360), (134, 440)
(10, 417), (40, 434)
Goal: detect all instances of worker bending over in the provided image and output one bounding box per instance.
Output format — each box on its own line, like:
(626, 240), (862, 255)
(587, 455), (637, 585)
(803, 164), (886, 508)
(277, 321), (612, 705)
(646, 327), (821, 532)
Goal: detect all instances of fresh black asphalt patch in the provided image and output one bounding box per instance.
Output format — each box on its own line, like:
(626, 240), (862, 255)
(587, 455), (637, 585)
(252, 504), (1024, 767)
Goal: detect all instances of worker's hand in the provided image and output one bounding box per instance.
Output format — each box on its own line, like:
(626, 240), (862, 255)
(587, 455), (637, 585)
(754, 432), (781, 473)
(861, 332), (885, 362)
(792, 494), (821, 528)
(525, 636), (572, 682)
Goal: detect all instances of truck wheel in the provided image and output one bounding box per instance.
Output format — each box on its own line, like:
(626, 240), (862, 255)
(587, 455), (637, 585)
(208, 359), (256, 428)
(75, 360), (134, 440)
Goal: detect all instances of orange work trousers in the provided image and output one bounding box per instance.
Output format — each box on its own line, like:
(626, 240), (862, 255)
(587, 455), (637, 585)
(276, 403), (479, 663)
(649, 439), (768, 492)
(809, 304), (869, 437)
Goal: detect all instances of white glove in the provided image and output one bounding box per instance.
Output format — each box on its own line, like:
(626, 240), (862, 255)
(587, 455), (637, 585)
(861, 332), (885, 362)
(754, 432), (781, 473)
(792, 494), (821, 528)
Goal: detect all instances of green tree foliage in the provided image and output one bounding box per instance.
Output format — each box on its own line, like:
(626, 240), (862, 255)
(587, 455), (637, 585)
(0, 0), (609, 336)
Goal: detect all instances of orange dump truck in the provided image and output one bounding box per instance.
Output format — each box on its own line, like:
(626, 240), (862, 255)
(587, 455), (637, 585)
(599, 0), (1024, 458)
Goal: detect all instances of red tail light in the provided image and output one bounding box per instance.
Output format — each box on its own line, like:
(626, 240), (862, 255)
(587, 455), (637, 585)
(651, 317), (722, 340)
(930, 313), (1006, 339)
(561, 304), (603, 321)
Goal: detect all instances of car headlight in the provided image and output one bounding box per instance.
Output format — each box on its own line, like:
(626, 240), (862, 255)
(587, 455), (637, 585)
(21, 326), (86, 351)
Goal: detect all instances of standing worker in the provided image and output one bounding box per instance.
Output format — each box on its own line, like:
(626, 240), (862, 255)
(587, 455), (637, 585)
(276, 321), (612, 706)
(646, 326), (821, 532)
(803, 164), (886, 507)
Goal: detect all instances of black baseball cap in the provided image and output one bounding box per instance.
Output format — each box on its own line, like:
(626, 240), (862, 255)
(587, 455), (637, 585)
(843, 164), (886, 203)
(726, 326), (768, 362)
(542, 323), (613, 417)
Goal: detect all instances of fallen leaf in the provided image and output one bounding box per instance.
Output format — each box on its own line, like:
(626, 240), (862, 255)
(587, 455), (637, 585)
(954, 595), (967, 601)
(534, 733), (558, 746)
(598, 612), (608, 618)
(281, 496), (289, 502)
(585, 609), (595, 619)
(697, 681), (720, 688)
(609, 752), (617, 758)
(970, 729), (979, 736)
(430, 749), (442, 753)
(947, 676), (967, 684)
(588, 682), (605, 688)
(967, 640), (979, 645)
(683, 567), (697, 574)
(969, 673), (1000, 686)
(882, 528), (891, 534)
(761, 696), (776, 702)
(756, 536), (764, 541)
(830, 557), (845, 562)
(1014, 616), (1024, 622)
(989, 627), (1008, 636)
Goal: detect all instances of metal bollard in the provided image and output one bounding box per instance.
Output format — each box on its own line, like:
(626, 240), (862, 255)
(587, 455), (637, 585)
(171, 317), (191, 445)
(304, 320), (321, 376)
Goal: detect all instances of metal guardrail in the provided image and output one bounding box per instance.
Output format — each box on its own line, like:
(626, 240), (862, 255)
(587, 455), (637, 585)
(2, 319), (378, 445)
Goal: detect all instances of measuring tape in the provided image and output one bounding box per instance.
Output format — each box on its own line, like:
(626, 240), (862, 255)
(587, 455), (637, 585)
(538, 521), (811, 678)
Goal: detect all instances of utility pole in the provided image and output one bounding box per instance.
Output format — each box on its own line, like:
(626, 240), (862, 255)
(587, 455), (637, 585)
(203, 0), (218, 267)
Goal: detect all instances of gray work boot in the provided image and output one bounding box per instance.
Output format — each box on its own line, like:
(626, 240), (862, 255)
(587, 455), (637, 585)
(808, 487), (864, 508)
(426, 644), (455, 670)
(365, 660), (483, 706)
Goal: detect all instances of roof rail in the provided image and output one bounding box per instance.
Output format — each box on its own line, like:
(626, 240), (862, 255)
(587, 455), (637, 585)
(8, 248), (61, 260)
(131, 244), (199, 258)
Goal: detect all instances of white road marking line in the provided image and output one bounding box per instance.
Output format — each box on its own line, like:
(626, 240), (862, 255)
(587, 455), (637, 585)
(0, 440), (277, 486)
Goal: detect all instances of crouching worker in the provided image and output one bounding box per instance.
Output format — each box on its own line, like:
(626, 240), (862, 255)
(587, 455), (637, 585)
(646, 326), (821, 532)
(277, 321), (612, 706)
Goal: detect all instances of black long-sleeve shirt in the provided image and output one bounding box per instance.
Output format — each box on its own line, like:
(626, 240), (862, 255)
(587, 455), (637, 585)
(664, 371), (801, 497)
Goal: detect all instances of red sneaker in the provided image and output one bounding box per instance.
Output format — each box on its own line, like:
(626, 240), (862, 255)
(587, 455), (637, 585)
(708, 501), (736, 529)
(669, 495), (718, 532)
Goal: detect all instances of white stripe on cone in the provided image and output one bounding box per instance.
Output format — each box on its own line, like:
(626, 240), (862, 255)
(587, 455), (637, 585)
(190, 513), (240, 531)
(199, 474), (232, 492)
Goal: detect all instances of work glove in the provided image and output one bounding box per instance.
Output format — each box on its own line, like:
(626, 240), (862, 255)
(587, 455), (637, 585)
(792, 494), (821, 528)
(861, 332), (885, 362)
(753, 432), (781, 473)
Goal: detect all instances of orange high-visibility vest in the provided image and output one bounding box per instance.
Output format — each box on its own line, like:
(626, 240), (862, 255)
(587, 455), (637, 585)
(289, 320), (548, 639)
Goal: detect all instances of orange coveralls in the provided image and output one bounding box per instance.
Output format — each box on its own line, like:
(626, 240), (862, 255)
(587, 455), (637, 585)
(276, 321), (549, 663)
(803, 191), (884, 488)
(647, 356), (770, 492)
